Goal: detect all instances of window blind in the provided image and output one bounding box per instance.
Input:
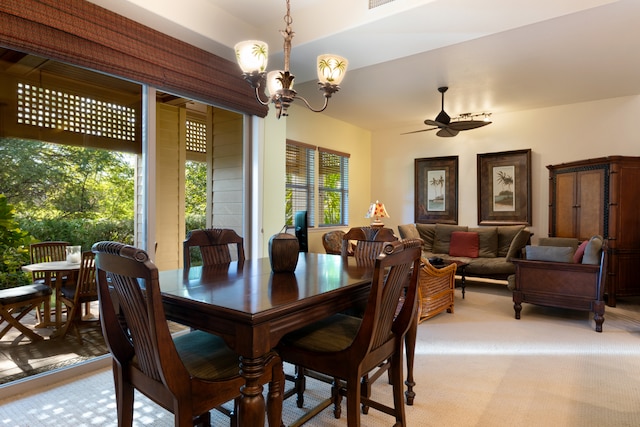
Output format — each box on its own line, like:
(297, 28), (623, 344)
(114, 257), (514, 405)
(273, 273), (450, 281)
(286, 140), (316, 226)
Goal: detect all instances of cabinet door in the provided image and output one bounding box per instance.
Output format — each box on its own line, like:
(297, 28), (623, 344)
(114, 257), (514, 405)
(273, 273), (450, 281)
(554, 173), (577, 238)
(575, 169), (605, 241)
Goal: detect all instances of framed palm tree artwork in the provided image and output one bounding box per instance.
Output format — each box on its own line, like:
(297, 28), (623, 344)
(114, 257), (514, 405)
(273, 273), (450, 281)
(414, 156), (458, 224)
(477, 149), (531, 225)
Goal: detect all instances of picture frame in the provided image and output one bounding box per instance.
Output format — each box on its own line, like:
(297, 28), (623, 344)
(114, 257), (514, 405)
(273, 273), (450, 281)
(414, 156), (458, 224)
(477, 149), (531, 225)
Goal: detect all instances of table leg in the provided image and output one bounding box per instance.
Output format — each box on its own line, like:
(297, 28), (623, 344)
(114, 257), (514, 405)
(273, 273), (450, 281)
(460, 268), (467, 299)
(238, 355), (266, 427)
(404, 308), (417, 405)
(36, 271), (52, 328)
(54, 271), (64, 328)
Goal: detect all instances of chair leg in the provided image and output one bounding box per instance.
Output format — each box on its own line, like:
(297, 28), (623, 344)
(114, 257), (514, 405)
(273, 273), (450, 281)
(113, 363), (134, 427)
(332, 378), (343, 419)
(346, 374), (363, 427)
(0, 303), (45, 342)
(295, 366), (306, 408)
(391, 352), (407, 426)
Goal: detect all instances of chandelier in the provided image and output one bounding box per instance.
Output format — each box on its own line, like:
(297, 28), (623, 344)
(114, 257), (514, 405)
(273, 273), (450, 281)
(234, 0), (348, 119)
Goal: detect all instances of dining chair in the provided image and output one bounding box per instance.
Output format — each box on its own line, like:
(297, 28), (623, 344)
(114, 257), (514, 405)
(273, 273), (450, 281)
(0, 283), (52, 342)
(92, 241), (283, 427)
(183, 228), (245, 269)
(29, 241), (69, 283)
(28, 241), (70, 323)
(57, 251), (98, 343)
(340, 226), (397, 258)
(277, 239), (422, 427)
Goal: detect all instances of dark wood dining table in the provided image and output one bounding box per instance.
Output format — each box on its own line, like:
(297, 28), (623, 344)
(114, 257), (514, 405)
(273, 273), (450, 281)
(158, 252), (376, 427)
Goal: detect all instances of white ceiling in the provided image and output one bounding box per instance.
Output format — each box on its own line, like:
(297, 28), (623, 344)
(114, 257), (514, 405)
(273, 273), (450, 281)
(88, 0), (640, 133)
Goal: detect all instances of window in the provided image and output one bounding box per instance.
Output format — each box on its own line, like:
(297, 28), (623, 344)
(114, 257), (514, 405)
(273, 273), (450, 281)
(286, 141), (315, 226)
(319, 148), (349, 226)
(285, 142), (349, 227)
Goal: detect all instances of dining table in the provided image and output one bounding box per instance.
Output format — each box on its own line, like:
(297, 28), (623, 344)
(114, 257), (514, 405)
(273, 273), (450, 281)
(158, 252), (382, 427)
(21, 260), (80, 329)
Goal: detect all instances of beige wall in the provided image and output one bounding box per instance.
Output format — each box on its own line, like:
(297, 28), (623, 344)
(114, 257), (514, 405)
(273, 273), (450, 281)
(370, 94), (640, 243)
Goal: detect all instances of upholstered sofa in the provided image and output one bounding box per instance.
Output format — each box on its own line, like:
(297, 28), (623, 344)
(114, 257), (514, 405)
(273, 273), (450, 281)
(398, 223), (531, 281)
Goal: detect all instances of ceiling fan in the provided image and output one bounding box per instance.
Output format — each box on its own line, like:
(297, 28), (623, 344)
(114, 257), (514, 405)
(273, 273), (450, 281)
(402, 87), (492, 137)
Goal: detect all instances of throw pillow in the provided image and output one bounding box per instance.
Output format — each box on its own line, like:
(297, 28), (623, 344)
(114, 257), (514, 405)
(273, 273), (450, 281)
(449, 231), (479, 258)
(469, 227), (498, 258)
(525, 245), (574, 263)
(497, 225), (525, 257)
(582, 235), (603, 265)
(573, 240), (589, 263)
(433, 224), (468, 254)
(505, 228), (531, 261)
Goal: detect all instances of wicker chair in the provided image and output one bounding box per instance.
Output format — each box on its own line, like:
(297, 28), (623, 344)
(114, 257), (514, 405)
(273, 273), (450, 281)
(417, 259), (457, 323)
(322, 230), (345, 254)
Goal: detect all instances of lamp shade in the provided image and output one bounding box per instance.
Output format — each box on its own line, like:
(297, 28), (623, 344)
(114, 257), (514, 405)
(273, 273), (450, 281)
(317, 54), (348, 85)
(266, 70), (290, 97)
(235, 40), (269, 73)
(365, 200), (389, 220)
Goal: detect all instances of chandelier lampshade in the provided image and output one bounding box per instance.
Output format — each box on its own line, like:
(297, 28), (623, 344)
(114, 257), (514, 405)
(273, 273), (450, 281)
(235, 0), (347, 119)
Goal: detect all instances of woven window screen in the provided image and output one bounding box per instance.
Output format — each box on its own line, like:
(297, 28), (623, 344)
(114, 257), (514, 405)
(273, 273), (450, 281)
(0, 0), (267, 117)
(286, 140), (316, 227)
(318, 148), (349, 226)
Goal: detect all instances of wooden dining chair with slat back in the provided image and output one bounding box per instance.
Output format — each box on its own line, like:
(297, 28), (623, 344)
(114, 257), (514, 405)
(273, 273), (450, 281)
(29, 241), (70, 323)
(92, 241), (283, 427)
(277, 239), (422, 427)
(58, 251), (99, 343)
(183, 229), (245, 269)
(29, 241), (69, 283)
(286, 226), (402, 412)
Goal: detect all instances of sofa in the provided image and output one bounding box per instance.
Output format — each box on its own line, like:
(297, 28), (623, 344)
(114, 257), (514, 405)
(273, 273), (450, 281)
(398, 223), (531, 281)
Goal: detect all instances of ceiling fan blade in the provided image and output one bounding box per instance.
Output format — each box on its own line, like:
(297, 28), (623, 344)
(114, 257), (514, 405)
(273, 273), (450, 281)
(436, 127), (459, 137)
(424, 119), (446, 128)
(448, 120), (492, 131)
(401, 127), (438, 135)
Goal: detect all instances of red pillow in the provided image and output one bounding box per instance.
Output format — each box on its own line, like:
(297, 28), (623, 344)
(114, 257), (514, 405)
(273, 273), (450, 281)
(449, 231), (479, 258)
(573, 240), (589, 263)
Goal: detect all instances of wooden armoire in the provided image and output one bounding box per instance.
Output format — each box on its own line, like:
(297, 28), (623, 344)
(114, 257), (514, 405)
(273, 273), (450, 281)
(548, 156), (640, 306)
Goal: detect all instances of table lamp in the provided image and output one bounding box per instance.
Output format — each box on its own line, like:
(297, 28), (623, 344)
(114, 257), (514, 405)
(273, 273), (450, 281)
(366, 200), (390, 228)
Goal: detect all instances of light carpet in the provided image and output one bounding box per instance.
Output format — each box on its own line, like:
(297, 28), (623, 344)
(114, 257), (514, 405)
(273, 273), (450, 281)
(1, 282), (639, 426)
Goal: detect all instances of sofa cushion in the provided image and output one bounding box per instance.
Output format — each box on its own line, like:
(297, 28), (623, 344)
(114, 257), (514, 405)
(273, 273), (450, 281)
(525, 245), (574, 263)
(415, 224), (436, 252)
(433, 224), (468, 254)
(539, 237), (580, 251)
(505, 228), (531, 261)
(398, 224), (421, 241)
(449, 231), (479, 258)
(469, 227), (498, 258)
(582, 235), (603, 265)
(573, 240), (589, 263)
(497, 225), (525, 257)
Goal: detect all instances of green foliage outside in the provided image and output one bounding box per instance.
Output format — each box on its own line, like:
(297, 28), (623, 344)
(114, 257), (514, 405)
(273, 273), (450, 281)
(0, 195), (33, 289)
(1, 138), (136, 287)
(1, 138), (210, 286)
